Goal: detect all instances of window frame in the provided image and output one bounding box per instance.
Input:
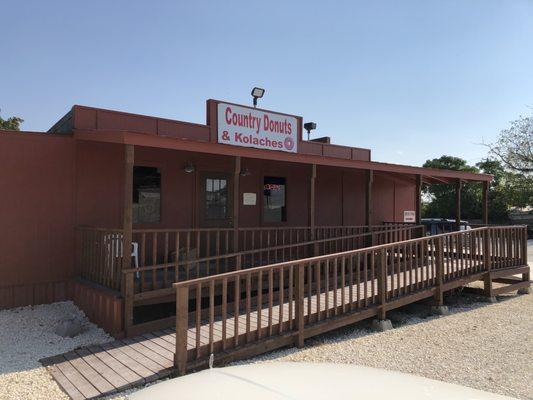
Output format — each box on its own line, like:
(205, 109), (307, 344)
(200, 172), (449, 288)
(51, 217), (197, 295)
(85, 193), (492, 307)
(132, 164), (163, 226)
(198, 171), (234, 228)
(261, 175), (288, 225)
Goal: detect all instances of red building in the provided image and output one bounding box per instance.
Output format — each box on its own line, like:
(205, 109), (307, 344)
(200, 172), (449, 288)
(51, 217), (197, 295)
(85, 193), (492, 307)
(0, 99), (498, 336)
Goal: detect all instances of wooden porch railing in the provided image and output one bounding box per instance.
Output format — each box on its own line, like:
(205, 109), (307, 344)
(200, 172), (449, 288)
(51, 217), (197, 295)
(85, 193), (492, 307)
(120, 225), (425, 335)
(173, 225), (528, 374)
(124, 224), (425, 294)
(77, 224), (424, 291)
(76, 227), (124, 291)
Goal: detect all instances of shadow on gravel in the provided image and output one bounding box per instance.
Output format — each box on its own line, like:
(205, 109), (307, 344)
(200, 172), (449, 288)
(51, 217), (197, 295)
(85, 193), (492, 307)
(236, 290), (527, 363)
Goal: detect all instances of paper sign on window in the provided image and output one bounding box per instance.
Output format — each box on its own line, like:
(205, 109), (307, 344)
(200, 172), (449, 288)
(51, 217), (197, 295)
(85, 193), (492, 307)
(243, 193), (257, 206)
(404, 210), (416, 223)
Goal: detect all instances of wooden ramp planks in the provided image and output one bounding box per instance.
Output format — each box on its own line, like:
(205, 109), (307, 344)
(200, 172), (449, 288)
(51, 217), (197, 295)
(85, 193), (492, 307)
(43, 260), (524, 400)
(42, 263), (434, 400)
(41, 332), (176, 400)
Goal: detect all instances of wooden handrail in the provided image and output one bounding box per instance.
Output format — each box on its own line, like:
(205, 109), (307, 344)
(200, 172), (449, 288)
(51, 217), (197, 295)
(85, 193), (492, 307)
(173, 225), (527, 374)
(172, 226), (489, 289)
(122, 226), (423, 274)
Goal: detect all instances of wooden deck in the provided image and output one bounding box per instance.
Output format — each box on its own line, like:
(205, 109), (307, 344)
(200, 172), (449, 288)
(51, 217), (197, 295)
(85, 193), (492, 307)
(42, 274), (377, 399)
(43, 226), (530, 400)
(43, 265), (528, 400)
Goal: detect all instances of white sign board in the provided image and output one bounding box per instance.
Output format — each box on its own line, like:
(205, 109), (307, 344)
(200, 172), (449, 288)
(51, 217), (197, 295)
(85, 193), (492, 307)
(404, 210), (416, 223)
(243, 193), (257, 206)
(217, 103), (298, 153)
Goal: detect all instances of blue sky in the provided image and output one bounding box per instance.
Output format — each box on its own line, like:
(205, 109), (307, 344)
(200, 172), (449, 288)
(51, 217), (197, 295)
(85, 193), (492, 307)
(1, 0), (532, 166)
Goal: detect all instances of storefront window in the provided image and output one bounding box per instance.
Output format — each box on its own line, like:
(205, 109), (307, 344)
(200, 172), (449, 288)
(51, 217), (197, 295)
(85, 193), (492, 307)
(263, 177), (286, 222)
(133, 166), (161, 224)
(205, 177), (228, 220)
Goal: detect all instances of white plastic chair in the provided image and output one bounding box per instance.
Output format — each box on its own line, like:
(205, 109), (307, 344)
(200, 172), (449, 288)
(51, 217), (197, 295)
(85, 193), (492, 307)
(104, 234), (140, 278)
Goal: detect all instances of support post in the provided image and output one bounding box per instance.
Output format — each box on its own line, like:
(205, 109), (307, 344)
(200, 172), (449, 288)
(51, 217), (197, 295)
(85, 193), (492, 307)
(309, 165), (317, 255)
(455, 179), (462, 231)
(415, 174), (422, 225)
(482, 228), (495, 300)
(366, 170), (374, 246)
(175, 285), (189, 375)
(373, 249), (392, 330)
(378, 249), (387, 320)
(233, 156), (241, 252)
(434, 237), (444, 306)
(294, 264), (305, 348)
(518, 226), (530, 294)
(309, 164), (316, 236)
(122, 144), (134, 332)
(482, 181), (489, 225)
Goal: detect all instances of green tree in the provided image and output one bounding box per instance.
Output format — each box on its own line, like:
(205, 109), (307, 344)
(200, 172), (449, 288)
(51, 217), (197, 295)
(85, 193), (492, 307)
(0, 110), (23, 130)
(476, 158), (533, 218)
(422, 155), (533, 223)
(475, 159), (509, 222)
(488, 114), (533, 173)
(422, 156), (481, 220)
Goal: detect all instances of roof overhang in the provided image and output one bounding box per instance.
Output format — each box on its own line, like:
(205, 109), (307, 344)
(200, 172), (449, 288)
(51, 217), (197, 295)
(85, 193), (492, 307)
(73, 129), (492, 183)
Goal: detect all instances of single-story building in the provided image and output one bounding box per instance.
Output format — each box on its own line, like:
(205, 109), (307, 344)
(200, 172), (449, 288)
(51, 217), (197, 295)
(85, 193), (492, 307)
(0, 99), (495, 336)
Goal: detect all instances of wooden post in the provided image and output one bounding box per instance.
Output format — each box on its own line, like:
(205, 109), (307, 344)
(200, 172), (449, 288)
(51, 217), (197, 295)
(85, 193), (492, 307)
(522, 226), (528, 266)
(233, 156), (241, 252)
(415, 174), (422, 224)
(519, 226), (531, 293)
(122, 144), (134, 332)
(366, 170), (374, 246)
(482, 181), (489, 225)
(455, 179), (462, 231)
(310, 165), (317, 255)
(294, 264), (305, 348)
(122, 272), (134, 336)
(378, 249), (387, 320)
(175, 285), (189, 375)
(434, 237), (444, 306)
(483, 228), (493, 297)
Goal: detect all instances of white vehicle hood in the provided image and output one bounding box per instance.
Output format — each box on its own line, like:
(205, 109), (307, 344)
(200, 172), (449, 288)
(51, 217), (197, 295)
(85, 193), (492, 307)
(129, 362), (514, 400)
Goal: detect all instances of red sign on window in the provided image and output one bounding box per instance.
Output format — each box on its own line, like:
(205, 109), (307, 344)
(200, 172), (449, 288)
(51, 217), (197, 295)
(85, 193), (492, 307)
(264, 183), (282, 190)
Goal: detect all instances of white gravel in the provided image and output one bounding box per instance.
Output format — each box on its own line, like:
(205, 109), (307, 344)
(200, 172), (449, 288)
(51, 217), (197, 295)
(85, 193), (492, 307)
(1, 295), (531, 400)
(231, 291), (533, 400)
(1, 244), (531, 400)
(0, 301), (112, 400)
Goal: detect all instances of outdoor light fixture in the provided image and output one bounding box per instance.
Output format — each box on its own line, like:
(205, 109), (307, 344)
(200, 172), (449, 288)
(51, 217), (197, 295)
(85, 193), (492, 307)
(240, 167), (251, 177)
(184, 162), (195, 173)
(251, 87), (265, 108)
(304, 122), (317, 141)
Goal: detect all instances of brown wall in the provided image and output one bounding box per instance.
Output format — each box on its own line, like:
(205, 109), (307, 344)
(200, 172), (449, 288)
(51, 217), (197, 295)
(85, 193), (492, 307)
(372, 174), (416, 224)
(133, 146), (412, 229)
(314, 167), (367, 226)
(0, 131), (76, 307)
(71, 279), (124, 337)
(134, 146), (312, 228)
(0, 132), (414, 312)
(76, 141), (124, 228)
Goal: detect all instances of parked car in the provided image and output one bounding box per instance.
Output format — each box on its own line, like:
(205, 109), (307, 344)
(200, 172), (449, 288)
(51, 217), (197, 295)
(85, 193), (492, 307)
(130, 362), (513, 400)
(421, 218), (472, 236)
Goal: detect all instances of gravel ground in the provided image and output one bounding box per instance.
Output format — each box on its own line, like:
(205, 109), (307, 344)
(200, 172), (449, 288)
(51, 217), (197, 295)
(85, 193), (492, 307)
(231, 291), (533, 399)
(1, 245), (531, 400)
(227, 243), (533, 400)
(0, 301), (112, 400)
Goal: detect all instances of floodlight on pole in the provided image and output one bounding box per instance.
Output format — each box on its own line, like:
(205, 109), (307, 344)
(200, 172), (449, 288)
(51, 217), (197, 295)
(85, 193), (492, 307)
(251, 87), (265, 108)
(304, 122), (317, 141)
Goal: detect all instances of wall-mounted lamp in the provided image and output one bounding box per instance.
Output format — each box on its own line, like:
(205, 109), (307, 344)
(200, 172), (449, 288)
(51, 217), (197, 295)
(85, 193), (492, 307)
(251, 87), (265, 108)
(304, 122), (317, 141)
(184, 162), (195, 173)
(240, 167), (251, 177)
